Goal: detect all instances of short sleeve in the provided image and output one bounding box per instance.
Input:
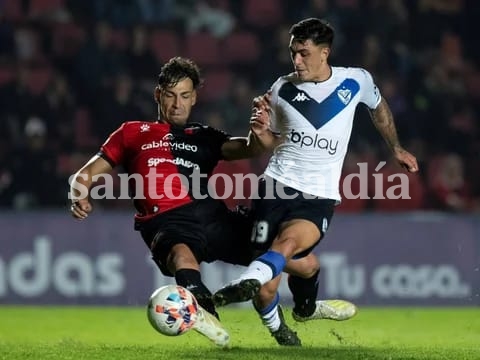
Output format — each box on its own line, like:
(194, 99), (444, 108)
(99, 123), (126, 167)
(359, 69), (382, 110)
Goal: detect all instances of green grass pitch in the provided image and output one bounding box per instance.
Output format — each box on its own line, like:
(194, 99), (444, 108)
(0, 306), (479, 360)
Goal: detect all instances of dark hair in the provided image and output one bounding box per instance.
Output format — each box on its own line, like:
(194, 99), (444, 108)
(289, 18), (334, 47)
(158, 57), (203, 89)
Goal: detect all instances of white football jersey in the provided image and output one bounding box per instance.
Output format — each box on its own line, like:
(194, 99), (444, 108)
(264, 66), (381, 200)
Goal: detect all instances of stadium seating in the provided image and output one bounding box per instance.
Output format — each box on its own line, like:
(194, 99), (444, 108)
(223, 30), (261, 65)
(150, 30), (181, 64)
(28, 0), (64, 17)
(51, 22), (86, 57)
(185, 32), (223, 67)
(199, 69), (233, 102)
(2, 0), (24, 21)
(0, 65), (15, 87)
(242, 0), (284, 27)
(25, 66), (52, 96)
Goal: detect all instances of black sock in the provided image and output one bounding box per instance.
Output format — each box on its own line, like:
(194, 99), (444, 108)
(175, 269), (219, 319)
(288, 270), (320, 317)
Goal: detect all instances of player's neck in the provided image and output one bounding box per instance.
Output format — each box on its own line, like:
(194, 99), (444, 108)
(311, 65), (332, 83)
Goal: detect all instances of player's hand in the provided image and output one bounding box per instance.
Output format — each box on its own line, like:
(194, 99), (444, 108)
(250, 92), (272, 136)
(250, 107), (270, 135)
(393, 147), (419, 173)
(70, 198), (93, 220)
(252, 91), (271, 112)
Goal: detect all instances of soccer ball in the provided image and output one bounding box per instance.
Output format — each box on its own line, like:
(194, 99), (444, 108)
(147, 284), (198, 336)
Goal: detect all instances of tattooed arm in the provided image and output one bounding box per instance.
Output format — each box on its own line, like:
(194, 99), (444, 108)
(369, 98), (419, 173)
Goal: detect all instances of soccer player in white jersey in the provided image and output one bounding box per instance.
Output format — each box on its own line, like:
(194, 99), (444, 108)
(213, 18), (419, 321)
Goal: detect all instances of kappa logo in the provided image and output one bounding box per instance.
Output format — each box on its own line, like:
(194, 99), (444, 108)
(337, 88), (352, 105)
(292, 92), (310, 102)
(140, 123), (150, 132)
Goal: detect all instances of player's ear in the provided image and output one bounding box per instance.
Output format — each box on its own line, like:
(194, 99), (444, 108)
(154, 86), (161, 103)
(322, 46), (331, 59)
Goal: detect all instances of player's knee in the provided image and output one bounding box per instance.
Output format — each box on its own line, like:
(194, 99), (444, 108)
(271, 236), (298, 259)
(272, 221), (321, 261)
(297, 253), (320, 278)
(285, 253), (319, 278)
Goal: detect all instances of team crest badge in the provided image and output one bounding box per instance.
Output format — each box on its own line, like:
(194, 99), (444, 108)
(337, 88), (352, 105)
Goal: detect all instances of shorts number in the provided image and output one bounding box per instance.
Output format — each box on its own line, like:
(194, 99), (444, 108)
(250, 220), (269, 244)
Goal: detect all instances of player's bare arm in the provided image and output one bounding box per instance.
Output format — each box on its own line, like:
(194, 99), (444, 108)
(369, 98), (419, 173)
(69, 155), (113, 219)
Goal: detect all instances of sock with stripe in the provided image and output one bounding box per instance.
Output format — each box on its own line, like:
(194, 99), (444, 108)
(254, 292), (281, 332)
(239, 250), (287, 285)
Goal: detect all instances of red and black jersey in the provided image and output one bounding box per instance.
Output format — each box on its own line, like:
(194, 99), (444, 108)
(99, 121), (230, 220)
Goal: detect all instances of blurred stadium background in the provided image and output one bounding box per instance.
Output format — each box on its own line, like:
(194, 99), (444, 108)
(0, 0), (478, 308)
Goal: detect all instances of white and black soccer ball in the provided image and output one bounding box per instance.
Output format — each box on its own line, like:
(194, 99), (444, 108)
(147, 285), (198, 336)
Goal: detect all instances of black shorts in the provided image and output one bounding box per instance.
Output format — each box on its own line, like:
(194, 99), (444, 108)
(203, 204), (254, 266)
(135, 199), (254, 276)
(251, 177), (336, 258)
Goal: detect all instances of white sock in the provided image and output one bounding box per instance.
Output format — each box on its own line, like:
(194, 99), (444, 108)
(260, 305), (281, 333)
(238, 260), (274, 285)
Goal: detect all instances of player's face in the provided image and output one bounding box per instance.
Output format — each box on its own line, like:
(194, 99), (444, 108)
(158, 77), (197, 126)
(289, 37), (330, 82)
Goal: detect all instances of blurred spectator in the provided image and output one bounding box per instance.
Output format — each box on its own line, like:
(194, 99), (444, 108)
(0, 62), (52, 145)
(137, 0), (176, 25)
(92, 73), (145, 139)
(14, 25), (40, 61)
(47, 72), (77, 152)
(127, 25), (159, 80)
(371, 160), (426, 212)
(427, 153), (475, 212)
(337, 151), (371, 213)
(0, 0), (478, 212)
(0, 124), (13, 207)
(217, 76), (257, 134)
(73, 21), (127, 105)
(9, 116), (62, 209)
(257, 23), (293, 88)
(93, 0), (141, 28)
(184, 0), (236, 39)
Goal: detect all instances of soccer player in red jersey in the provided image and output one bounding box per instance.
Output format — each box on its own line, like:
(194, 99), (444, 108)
(70, 57), (308, 346)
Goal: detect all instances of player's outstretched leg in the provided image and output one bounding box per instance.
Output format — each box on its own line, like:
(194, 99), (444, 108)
(292, 299), (357, 322)
(213, 251), (286, 307)
(193, 305), (230, 347)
